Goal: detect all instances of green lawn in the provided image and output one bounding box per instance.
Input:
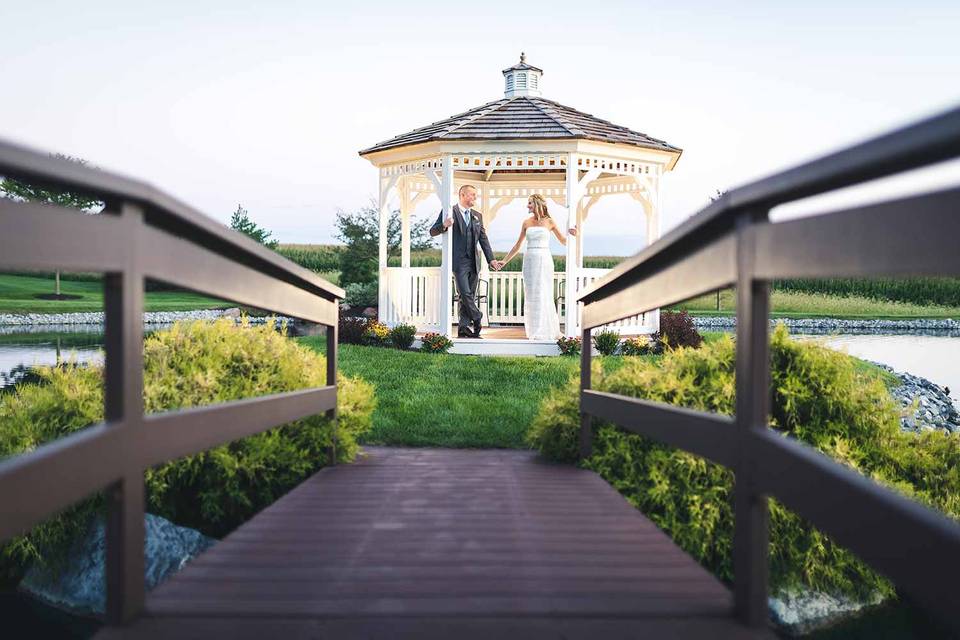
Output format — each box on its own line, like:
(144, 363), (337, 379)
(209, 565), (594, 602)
(299, 340), (633, 448)
(299, 335), (896, 450)
(0, 274), (230, 313)
(672, 288), (960, 319)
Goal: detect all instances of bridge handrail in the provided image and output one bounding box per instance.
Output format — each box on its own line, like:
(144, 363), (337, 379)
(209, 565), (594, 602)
(0, 139), (343, 625)
(576, 105), (960, 633)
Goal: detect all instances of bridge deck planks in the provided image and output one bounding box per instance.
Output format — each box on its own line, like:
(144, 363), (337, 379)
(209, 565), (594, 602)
(97, 447), (774, 639)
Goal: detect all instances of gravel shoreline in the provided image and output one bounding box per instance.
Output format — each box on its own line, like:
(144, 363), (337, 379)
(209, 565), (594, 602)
(693, 316), (960, 335)
(0, 310), (234, 326)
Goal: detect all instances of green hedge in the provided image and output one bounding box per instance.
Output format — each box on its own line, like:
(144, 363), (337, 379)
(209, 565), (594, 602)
(528, 325), (960, 599)
(0, 318), (375, 585)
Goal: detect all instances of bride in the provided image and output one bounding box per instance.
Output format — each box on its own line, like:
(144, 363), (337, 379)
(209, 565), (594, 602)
(493, 194), (576, 340)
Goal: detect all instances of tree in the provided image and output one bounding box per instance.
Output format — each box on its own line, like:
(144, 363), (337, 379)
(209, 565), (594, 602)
(229, 204), (279, 249)
(334, 200), (434, 287)
(0, 154), (103, 296)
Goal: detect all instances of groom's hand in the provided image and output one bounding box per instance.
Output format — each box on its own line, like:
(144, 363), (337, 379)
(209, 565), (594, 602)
(443, 217), (454, 229)
(569, 227), (577, 236)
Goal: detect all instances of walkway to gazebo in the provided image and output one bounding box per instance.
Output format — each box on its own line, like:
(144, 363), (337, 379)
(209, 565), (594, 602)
(96, 448), (773, 640)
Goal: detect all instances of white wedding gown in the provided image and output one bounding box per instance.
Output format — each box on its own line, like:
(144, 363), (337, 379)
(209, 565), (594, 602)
(522, 226), (562, 341)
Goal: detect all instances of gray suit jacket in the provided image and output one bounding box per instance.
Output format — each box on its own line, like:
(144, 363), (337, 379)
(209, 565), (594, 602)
(429, 204), (495, 273)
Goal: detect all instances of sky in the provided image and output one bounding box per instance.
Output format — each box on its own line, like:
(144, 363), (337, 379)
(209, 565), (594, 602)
(1, 1), (958, 255)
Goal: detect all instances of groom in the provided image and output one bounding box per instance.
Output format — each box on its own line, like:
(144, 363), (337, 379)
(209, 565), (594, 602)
(430, 185), (504, 338)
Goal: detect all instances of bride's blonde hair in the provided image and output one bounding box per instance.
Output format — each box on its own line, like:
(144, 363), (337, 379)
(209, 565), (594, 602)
(529, 194), (550, 220)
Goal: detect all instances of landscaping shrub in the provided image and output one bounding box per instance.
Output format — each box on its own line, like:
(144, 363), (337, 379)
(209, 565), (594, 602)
(619, 336), (652, 356)
(528, 324), (960, 600)
(657, 309), (702, 349)
(344, 281), (378, 308)
(389, 324), (417, 350)
(420, 332), (453, 354)
(338, 316), (371, 344)
(557, 336), (581, 356)
(362, 320), (390, 346)
(592, 329), (620, 356)
(0, 318), (375, 584)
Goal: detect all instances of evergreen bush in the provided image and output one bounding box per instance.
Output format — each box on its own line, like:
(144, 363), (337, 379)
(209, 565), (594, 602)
(0, 319), (375, 584)
(528, 325), (960, 600)
(592, 329), (620, 356)
(389, 324), (417, 350)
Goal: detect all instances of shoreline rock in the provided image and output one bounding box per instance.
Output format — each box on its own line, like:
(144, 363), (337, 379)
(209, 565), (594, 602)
(0, 309), (293, 334)
(873, 363), (960, 434)
(693, 316), (960, 336)
(769, 588), (885, 636)
(19, 513), (215, 618)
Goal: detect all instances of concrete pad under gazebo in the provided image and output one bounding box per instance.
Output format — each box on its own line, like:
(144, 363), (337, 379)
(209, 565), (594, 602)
(358, 53), (682, 355)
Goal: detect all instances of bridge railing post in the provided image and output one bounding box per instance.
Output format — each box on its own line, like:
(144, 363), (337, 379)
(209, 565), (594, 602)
(327, 321), (338, 466)
(104, 201), (146, 624)
(579, 326), (593, 459)
(732, 211), (771, 627)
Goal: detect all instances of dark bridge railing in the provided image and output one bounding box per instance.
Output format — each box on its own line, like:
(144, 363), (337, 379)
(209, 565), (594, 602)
(0, 141), (343, 625)
(577, 106), (960, 633)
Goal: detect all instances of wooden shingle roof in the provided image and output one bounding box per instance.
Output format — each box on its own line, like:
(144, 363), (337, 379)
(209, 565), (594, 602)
(358, 96), (680, 156)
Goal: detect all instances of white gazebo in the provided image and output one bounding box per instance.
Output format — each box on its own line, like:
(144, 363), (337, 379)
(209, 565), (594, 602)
(358, 54), (682, 355)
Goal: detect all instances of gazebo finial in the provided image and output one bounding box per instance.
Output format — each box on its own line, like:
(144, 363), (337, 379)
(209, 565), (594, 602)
(502, 53), (543, 98)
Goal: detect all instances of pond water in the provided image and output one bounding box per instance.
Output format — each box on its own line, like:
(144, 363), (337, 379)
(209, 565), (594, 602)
(799, 333), (960, 404)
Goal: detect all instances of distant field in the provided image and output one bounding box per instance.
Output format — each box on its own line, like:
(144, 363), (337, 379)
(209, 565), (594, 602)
(0, 274), (229, 314)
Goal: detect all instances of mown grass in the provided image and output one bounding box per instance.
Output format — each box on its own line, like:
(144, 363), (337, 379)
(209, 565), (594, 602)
(0, 274), (229, 313)
(672, 288), (960, 319)
(299, 337), (894, 449)
(299, 340), (635, 448)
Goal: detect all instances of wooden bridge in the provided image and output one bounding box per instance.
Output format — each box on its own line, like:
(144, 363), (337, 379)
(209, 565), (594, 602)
(2, 106), (960, 638)
(97, 447), (769, 639)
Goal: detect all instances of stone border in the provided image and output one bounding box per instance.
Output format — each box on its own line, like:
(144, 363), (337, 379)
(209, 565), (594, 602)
(693, 316), (960, 334)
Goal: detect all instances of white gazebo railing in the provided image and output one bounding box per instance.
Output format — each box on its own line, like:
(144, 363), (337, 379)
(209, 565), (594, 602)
(379, 266), (653, 335)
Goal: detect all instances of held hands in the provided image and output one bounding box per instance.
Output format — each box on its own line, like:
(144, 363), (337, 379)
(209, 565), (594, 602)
(490, 259), (505, 271)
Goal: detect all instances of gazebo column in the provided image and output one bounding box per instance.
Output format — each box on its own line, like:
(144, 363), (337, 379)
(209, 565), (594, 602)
(563, 153), (582, 338)
(632, 174), (662, 332)
(477, 185), (490, 327)
(377, 174), (398, 321)
(400, 179), (411, 268)
(577, 196), (599, 272)
(439, 156), (455, 337)
(647, 175), (662, 332)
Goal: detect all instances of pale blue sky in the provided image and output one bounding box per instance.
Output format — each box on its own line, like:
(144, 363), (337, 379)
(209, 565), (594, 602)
(2, 1), (958, 254)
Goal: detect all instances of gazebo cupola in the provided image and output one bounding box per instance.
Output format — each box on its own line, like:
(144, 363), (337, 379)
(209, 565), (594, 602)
(359, 54), (682, 348)
(503, 52), (543, 98)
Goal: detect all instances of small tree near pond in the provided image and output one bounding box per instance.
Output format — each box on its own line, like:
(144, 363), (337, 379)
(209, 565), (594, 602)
(0, 154), (103, 297)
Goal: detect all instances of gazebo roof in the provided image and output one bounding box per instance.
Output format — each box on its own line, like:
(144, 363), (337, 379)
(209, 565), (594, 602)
(359, 95), (681, 157)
